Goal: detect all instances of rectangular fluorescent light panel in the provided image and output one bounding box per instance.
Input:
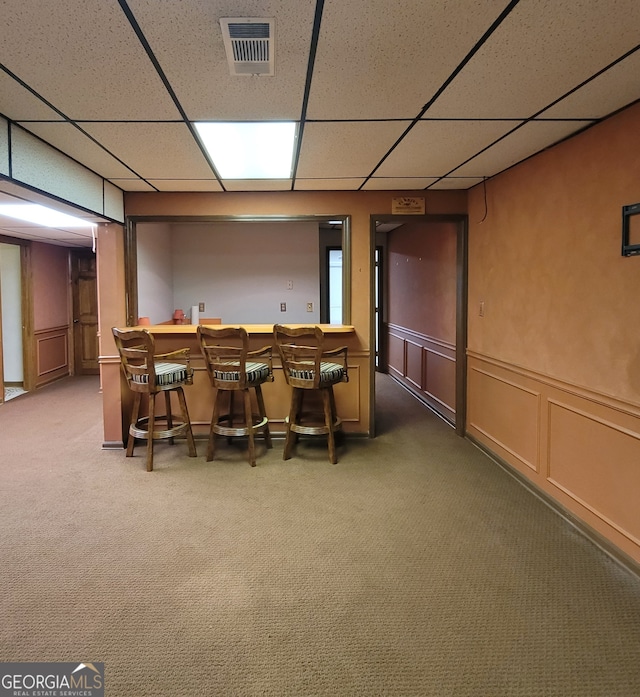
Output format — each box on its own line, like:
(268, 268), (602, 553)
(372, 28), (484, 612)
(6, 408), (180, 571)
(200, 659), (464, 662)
(195, 122), (296, 179)
(0, 203), (91, 227)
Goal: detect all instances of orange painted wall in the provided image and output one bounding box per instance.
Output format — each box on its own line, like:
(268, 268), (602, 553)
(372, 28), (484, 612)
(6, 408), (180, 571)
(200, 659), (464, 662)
(467, 101), (640, 566)
(467, 102), (640, 403)
(387, 221), (457, 343)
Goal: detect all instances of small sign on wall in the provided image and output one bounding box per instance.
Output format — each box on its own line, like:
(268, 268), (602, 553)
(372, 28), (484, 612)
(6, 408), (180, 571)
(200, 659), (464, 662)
(391, 196), (425, 215)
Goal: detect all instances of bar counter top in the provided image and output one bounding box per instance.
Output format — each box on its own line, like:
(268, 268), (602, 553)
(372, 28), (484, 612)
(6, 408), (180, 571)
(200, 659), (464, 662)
(129, 323), (355, 335)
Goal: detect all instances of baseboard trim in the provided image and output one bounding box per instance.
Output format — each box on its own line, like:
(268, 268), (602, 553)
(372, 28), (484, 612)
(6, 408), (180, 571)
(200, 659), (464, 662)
(102, 441), (124, 450)
(466, 433), (640, 581)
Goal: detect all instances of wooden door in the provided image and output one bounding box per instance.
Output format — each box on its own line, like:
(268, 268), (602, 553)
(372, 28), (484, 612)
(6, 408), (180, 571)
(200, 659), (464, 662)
(71, 251), (99, 375)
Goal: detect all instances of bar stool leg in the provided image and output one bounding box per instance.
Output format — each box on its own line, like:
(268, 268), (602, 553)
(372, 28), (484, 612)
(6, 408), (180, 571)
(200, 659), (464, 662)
(146, 392), (156, 472)
(243, 389), (257, 467)
(284, 388), (302, 460)
(127, 393), (141, 457)
(322, 388), (337, 464)
(177, 386), (197, 457)
(207, 390), (222, 462)
(164, 391), (175, 445)
(255, 384), (272, 449)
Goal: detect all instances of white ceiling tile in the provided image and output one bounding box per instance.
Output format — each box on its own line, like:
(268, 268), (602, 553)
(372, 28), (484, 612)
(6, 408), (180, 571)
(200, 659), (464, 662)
(453, 121), (592, 178)
(428, 0), (640, 119)
(294, 179), (366, 191)
(0, 72), (64, 121)
(429, 177), (485, 190)
(296, 122), (406, 178)
(1, 0), (180, 120)
(306, 0), (508, 120)
(81, 123), (215, 179)
(148, 180), (224, 192)
(376, 121), (521, 178)
(362, 178), (436, 191)
(540, 50), (640, 119)
(18, 123), (136, 179)
(108, 179), (156, 192)
(127, 0), (316, 120)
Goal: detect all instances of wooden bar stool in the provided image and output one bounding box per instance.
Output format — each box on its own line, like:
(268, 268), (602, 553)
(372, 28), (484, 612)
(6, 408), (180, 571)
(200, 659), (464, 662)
(273, 324), (348, 464)
(112, 328), (197, 472)
(197, 325), (273, 467)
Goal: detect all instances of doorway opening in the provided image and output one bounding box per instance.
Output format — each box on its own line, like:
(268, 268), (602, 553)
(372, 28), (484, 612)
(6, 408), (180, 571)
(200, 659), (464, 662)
(0, 241), (25, 403)
(371, 214), (467, 436)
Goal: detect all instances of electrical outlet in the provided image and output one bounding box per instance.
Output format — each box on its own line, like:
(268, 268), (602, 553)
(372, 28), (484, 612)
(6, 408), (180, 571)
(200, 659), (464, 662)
(479, 301), (485, 317)
(306, 302), (313, 312)
(198, 302), (205, 312)
(280, 302), (286, 312)
(287, 280), (293, 290)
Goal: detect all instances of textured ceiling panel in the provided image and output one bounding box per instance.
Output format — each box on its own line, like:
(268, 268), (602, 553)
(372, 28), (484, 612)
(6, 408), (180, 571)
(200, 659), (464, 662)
(1, 0), (181, 120)
(81, 123), (215, 179)
(540, 50), (640, 119)
(296, 122), (406, 178)
(108, 179), (156, 192)
(453, 121), (593, 178)
(148, 179), (224, 193)
(376, 120), (522, 178)
(430, 177), (485, 190)
(0, 72), (64, 121)
(127, 0), (315, 120)
(306, 0), (508, 120)
(294, 179), (366, 190)
(362, 178), (437, 191)
(427, 0), (640, 119)
(19, 123), (137, 179)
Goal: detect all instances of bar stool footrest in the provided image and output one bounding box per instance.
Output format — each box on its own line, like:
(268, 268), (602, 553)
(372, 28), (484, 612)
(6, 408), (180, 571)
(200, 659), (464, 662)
(213, 413), (269, 438)
(130, 415), (191, 441)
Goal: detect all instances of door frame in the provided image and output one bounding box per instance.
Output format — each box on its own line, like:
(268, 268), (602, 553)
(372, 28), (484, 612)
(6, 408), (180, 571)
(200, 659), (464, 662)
(369, 213), (468, 437)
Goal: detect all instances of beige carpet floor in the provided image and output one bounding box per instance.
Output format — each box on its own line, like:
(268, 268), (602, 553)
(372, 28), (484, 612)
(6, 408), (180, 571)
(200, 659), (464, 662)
(1, 374), (639, 696)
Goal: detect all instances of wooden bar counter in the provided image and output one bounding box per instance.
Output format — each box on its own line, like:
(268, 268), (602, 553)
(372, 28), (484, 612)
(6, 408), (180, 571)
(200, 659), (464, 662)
(114, 323), (368, 442)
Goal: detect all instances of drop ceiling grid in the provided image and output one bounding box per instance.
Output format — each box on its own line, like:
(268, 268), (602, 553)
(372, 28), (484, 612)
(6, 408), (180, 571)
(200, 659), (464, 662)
(80, 123), (214, 180)
(426, 0), (640, 119)
(376, 120), (525, 179)
(539, 51), (640, 119)
(0, 73), (64, 122)
(361, 177), (439, 191)
(305, 0), (509, 120)
(18, 123), (138, 179)
(296, 122), (410, 179)
(147, 179), (224, 193)
(294, 178), (366, 191)
(453, 120), (592, 179)
(126, 0), (315, 121)
(1, 0), (180, 121)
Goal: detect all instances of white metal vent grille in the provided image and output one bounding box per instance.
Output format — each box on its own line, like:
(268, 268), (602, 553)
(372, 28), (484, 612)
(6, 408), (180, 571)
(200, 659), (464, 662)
(220, 18), (275, 76)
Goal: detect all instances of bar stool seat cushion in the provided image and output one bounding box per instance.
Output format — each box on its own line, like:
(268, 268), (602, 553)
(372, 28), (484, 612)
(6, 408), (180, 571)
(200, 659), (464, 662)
(290, 361), (345, 384)
(132, 361), (188, 386)
(213, 360), (270, 384)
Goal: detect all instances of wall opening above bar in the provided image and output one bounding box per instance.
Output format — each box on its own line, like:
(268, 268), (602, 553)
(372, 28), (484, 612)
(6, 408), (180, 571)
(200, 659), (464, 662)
(124, 215), (350, 327)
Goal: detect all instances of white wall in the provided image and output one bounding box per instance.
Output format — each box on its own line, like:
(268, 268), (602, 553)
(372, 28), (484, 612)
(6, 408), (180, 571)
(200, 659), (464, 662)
(136, 223), (173, 324)
(0, 243), (23, 382)
(137, 221), (321, 324)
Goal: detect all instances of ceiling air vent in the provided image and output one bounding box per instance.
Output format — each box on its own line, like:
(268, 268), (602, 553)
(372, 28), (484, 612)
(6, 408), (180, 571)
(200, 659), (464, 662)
(220, 18), (275, 76)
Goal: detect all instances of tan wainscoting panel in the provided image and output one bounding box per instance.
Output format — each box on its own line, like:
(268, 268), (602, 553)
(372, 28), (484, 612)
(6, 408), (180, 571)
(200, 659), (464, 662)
(547, 399), (640, 547)
(467, 351), (640, 564)
(35, 326), (70, 387)
(388, 324), (455, 423)
(468, 363), (540, 472)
